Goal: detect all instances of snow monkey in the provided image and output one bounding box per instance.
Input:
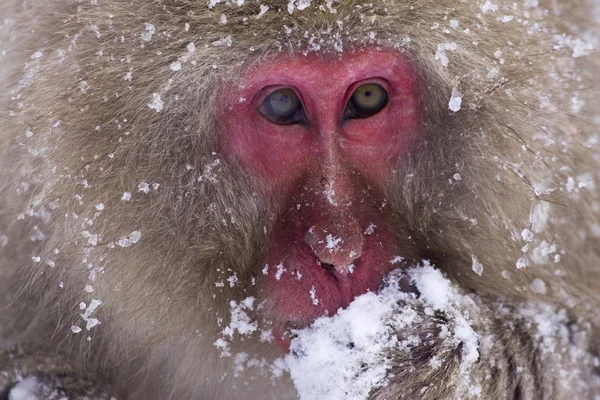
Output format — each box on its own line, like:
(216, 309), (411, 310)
(0, 0), (599, 399)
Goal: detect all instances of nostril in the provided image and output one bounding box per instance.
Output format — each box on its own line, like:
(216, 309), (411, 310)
(320, 262), (336, 273)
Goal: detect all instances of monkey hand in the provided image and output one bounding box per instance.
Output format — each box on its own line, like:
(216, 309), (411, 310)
(286, 263), (599, 400)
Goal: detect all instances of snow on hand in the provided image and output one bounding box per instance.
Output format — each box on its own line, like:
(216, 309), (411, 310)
(286, 262), (480, 400)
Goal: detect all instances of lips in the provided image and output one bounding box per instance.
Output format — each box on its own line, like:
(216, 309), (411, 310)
(264, 231), (402, 352)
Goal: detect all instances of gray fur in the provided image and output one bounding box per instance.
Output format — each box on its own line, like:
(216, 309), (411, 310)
(0, 1), (599, 399)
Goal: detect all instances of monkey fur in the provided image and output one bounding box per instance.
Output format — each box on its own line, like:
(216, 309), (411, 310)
(0, 1), (599, 399)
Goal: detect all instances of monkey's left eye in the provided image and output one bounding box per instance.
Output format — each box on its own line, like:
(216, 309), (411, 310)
(258, 88), (305, 125)
(345, 83), (389, 119)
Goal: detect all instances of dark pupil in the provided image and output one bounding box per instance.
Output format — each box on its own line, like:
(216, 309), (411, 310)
(348, 83), (388, 119)
(259, 88), (302, 125)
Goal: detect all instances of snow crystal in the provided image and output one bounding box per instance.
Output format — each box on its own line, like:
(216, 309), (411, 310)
(471, 255), (483, 276)
(212, 36), (232, 47)
(449, 88), (462, 112)
(216, 298), (258, 357)
(257, 5), (270, 18)
(275, 263), (286, 280)
(516, 256), (529, 269)
(325, 234), (342, 250)
(288, 0), (312, 14)
(364, 223), (376, 235)
(138, 182), (150, 193)
(71, 326), (82, 334)
(85, 318), (100, 330)
(141, 23), (155, 42)
(121, 192), (131, 201)
(82, 299), (102, 319)
(521, 229), (534, 242)
(170, 61), (182, 71)
(481, 1), (498, 13)
(435, 43), (457, 67)
(116, 231), (142, 248)
(309, 286), (319, 305)
(147, 93), (164, 112)
(227, 273), (238, 287)
(531, 241), (557, 265)
(390, 256), (404, 265)
(531, 279), (547, 295)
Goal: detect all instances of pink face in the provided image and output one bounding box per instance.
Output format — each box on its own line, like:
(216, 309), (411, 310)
(220, 50), (420, 350)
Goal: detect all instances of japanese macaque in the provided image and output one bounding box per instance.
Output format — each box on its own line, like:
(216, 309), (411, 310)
(0, 0), (599, 399)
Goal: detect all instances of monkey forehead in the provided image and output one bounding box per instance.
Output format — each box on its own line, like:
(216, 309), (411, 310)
(225, 49), (418, 104)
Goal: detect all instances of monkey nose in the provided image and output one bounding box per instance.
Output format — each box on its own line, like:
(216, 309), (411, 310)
(304, 222), (364, 275)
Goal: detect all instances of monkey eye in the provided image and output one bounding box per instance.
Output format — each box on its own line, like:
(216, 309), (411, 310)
(345, 83), (389, 119)
(258, 88), (305, 125)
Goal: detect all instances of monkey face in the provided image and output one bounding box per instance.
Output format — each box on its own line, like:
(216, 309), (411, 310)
(220, 50), (422, 349)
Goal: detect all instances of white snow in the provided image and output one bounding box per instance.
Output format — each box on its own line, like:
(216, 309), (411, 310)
(286, 263), (480, 400)
(449, 88), (463, 112)
(147, 93), (164, 112)
(170, 61), (182, 71)
(141, 23), (155, 42)
(471, 255), (483, 276)
(8, 377), (40, 400)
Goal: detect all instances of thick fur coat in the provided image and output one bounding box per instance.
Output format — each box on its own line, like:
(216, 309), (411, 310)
(0, 1), (599, 399)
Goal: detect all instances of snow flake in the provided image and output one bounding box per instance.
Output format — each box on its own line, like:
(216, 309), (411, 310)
(147, 93), (164, 112)
(481, 1), (498, 13)
(141, 23), (156, 42)
(471, 255), (483, 276)
(212, 36), (232, 47)
(257, 5), (270, 18)
(275, 263), (286, 280)
(310, 286), (319, 305)
(531, 279), (547, 295)
(449, 88), (462, 112)
(170, 61), (182, 71)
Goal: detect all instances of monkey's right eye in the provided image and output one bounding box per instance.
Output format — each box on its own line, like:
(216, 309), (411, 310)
(258, 88), (305, 125)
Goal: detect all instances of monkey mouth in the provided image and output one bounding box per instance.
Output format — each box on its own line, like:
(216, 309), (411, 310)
(266, 244), (417, 353)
